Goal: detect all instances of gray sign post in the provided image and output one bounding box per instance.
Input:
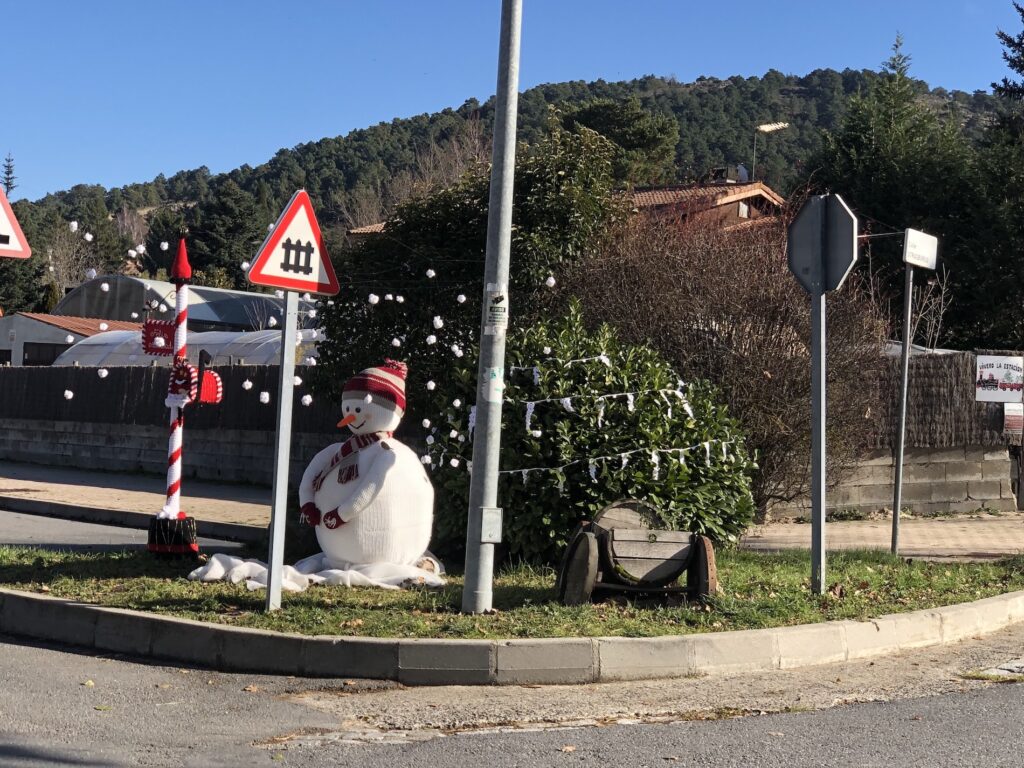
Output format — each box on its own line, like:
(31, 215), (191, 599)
(892, 228), (938, 554)
(461, 0), (522, 615)
(787, 194), (858, 594)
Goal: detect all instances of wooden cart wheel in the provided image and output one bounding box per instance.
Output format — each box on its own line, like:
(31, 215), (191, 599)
(591, 499), (660, 531)
(554, 523), (585, 600)
(560, 531), (598, 606)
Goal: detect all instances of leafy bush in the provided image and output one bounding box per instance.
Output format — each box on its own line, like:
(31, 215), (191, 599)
(419, 302), (756, 563)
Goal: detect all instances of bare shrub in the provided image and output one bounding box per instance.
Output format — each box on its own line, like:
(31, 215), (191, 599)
(565, 213), (890, 518)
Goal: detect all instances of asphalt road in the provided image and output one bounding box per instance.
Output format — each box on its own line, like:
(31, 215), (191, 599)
(0, 508), (245, 553)
(1, 633), (1023, 768)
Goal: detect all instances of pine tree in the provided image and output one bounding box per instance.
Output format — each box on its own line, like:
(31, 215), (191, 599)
(2, 153), (16, 196)
(993, 2), (1024, 101)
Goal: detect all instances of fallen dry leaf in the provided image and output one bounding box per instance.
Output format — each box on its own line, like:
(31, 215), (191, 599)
(560, 745), (576, 753)
(81, 680), (94, 688)
(242, 684), (260, 693)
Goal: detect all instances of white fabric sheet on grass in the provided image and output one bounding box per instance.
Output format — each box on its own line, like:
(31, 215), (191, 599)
(188, 552), (445, 592)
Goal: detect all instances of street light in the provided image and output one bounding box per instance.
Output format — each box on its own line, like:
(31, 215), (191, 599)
(752, 121), (789, 182)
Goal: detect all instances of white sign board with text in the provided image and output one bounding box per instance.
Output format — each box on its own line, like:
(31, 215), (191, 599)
(975, 355), (1024, 403)
(903, 228), (938, 270)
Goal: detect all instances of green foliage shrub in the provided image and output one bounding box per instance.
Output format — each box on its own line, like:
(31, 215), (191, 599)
(419, 302), (756, 564)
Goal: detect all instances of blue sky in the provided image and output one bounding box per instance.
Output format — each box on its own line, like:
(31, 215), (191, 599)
(2, 1), (1019, 201)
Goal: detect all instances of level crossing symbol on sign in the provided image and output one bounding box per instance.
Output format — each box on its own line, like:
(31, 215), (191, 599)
(0, 187), (31, 260)
(246, 189), (339, 296)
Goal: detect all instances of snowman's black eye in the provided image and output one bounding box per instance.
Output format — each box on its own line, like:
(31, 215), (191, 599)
(345, 405), (351, 412)
(355, 407), (362, 414)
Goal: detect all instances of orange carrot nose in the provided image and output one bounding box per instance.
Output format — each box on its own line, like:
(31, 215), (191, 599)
(337, 413), (357, 428)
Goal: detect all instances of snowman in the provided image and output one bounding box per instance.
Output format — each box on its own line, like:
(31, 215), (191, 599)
(297, 360), (435, 569)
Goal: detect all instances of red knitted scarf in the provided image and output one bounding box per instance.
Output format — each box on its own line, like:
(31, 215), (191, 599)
(312, 432), (392, 492)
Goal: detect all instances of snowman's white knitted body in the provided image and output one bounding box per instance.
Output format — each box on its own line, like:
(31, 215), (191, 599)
(297, 360), (435, 570)
(309, 436), (433, 566)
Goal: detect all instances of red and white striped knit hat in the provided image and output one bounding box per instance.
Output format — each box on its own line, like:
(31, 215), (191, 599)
(342, 359), (408, 413)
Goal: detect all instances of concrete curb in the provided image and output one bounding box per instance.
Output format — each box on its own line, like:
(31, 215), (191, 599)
(2, 587), (1024, 685)
(0, 496), (264, 544)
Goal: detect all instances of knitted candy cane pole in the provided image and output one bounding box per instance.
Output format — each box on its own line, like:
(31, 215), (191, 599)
(159, 240), (191, 520)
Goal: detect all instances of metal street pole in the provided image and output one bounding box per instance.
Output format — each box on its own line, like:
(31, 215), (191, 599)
(811, 289), (827, 594)
(892, 264), (915, 554)
(265, 290), (299, 611)
(462, 0), (522, 615)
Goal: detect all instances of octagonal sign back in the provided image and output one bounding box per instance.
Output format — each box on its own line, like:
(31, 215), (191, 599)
(787, 194), (858, 294)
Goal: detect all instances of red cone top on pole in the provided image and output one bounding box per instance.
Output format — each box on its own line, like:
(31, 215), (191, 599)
(170, 238), (192, 283)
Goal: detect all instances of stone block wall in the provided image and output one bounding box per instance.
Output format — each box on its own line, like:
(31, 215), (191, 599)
(769, 445), (1018, 519)
(0, 417), (338, 487)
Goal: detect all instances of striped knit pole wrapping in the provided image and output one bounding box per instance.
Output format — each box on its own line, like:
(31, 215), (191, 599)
(159, 240), (191, 520)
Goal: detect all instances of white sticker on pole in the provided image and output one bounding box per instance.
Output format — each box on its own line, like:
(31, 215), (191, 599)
(484, 366), (505, 403)
(903, 228), (938, 270)
(484, 283), (509, 336)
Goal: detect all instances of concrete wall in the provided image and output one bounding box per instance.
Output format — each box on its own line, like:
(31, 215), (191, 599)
(0, 417), (339, 487)
(770, 445), (1018, 519)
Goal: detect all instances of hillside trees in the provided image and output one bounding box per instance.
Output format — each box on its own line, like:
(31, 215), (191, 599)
(3, 153), (16, 196)
(994, 2), (1024, 100)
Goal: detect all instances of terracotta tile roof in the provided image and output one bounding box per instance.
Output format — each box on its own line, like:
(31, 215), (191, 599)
(722, 215), (783, 233)
(348, 222), (386, 235)
(632, 182), (785, 211)
(18, 313), (143, 337)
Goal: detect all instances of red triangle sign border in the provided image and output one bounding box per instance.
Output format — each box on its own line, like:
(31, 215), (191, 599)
(247, 189), (339, 296)
(0, 187), (32, 260)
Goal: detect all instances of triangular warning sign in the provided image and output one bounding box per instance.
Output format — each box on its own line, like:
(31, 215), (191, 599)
(0, 187), (31, 260)
(247, 189), (339, 296)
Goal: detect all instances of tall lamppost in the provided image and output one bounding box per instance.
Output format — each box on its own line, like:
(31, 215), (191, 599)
(752, 121), (789, 182)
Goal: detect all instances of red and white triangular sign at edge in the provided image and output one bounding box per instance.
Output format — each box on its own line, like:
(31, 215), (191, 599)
(247, 189), (339, 296)
(0, 187), (31, 260)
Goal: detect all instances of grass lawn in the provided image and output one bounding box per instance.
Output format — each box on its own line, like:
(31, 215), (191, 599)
(1, 546), (1023, 639)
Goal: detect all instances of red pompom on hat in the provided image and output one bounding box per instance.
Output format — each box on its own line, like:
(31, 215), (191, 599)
(343, 359), (408, 412)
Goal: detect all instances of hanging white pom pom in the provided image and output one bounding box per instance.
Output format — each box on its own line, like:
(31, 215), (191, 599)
(451, 344), (463, 357)
(368, 294), (380, 305)
(301, 394), (313, 406)
(85, 268), (97, 280)
(159, 303), (168, 313)
(458, 435), (466, 443)
(63, 390), (74, 400)
(391, 337), (401, 347)
(530, 429), (543, 438)
(100, 282), (110, 292)
(130, 312), (139, 319)
(396, 295), (404, 303)
(385, 294), (394, 301)
(293, 376), (303, 386)
(98, 322), (108, 331)
(421, 455), (432, 464)
(452, 398), (462, 408)
(302, 293), (311, 301)
(241, 261), (251, 270)
(267, 316), (278, 328)
(449, 429), (459, 439)
(153, 336), (166, 348)
(259, 391), (270, 404)
(65, 335), (75, 343)
(127, 249), (137, 259)
(432, 316), (444, 329)
(160, 241), (169, 251)
(242, 379), (253, 390)
(303, 356), (317, 366)
(425, 268), (436, 278)
(48, 265), (54, 272)
(84, 232), (94, 242)
(69, 221), (79, 233)
(150, 300), (159, 309)
(426, 380), (436, 390)
(422, 419), (431, 428)
(426, 435), (435, 445)
(543, 346), (552, 355)
(449, 458), (460, 468)
(136, 243), (146, 254)
(267, 222), (275, 232)
(327, 300), (335, 306)
(307, 309), (317, 319)
(97, 368), (109, 378)
(457, 294), (467, 304)
(545, 275), (556, 288)
(426, 334), (437, 345)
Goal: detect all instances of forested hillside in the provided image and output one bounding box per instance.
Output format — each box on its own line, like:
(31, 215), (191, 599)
(0, 67), (1001, 312)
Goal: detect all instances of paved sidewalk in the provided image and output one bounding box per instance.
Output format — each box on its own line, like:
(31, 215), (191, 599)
(742, 513), (1024, 560)
(0, 459), (270, 529)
